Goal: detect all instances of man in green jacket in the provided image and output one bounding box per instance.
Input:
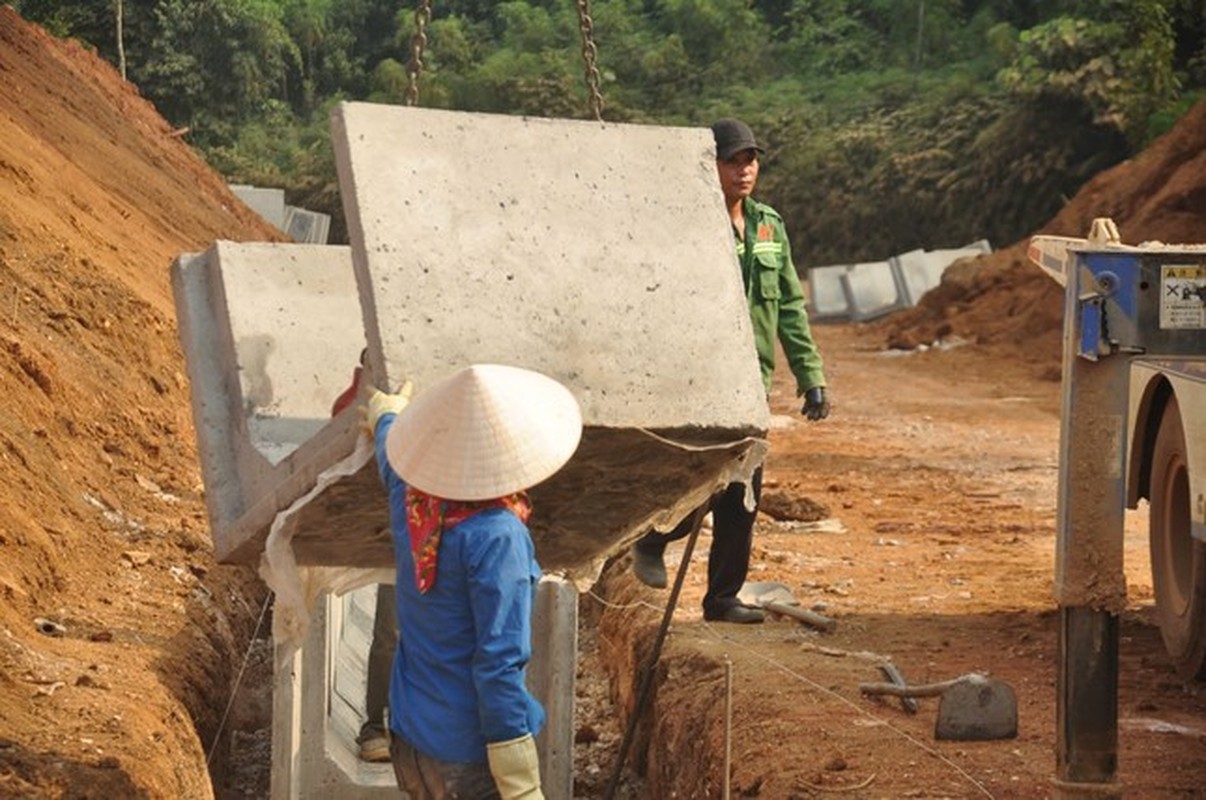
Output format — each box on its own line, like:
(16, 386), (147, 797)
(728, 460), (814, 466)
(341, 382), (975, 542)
(631, 118), (830, 623)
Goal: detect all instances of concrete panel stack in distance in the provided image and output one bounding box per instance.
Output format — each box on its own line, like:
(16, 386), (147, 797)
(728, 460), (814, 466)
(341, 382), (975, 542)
(230, 184), (332, 244)
(807, 239), (992, 322)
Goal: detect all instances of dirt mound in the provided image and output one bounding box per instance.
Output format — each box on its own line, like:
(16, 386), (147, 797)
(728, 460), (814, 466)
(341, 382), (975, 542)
(878, 99), (1206, 373)
(0, 9), (281, 797)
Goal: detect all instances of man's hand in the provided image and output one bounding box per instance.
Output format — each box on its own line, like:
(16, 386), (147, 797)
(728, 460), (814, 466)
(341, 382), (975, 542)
(360, 381), (414, 436)
(801, 386), (830, 421)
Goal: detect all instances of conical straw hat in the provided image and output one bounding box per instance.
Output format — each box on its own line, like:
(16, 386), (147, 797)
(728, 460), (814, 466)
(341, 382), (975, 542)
(385, 364), (583, 501)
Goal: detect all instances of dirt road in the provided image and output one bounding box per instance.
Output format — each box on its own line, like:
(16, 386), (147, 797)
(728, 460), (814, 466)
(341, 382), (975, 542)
(576, 322), (1206, 799)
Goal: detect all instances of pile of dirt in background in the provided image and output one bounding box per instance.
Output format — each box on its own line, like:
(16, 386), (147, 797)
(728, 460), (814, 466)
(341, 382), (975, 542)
(0, 8), (281, 797)
(877, 99), (1206, 377)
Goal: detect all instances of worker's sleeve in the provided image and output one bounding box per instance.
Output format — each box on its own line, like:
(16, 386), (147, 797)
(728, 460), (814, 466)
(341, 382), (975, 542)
(373, 413), (402, 490)
(465, 517), (539, 743)
(776, 228), (826, 394)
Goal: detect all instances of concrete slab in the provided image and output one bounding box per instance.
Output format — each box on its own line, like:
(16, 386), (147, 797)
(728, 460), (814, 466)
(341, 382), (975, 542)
(811, 240), (993, 322)
(332, 103), (766, 430)
(895, 241), (992, 305)
(806, 264), (852, 320)
(325, 104), (769, 571)
(231, 184), (287, 230)
(840, 260), (906, 321)
(284, 206), (331, 244)
(172, 242), (367, 562)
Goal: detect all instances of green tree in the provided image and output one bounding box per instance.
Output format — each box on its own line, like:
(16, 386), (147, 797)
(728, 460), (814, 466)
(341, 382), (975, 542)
(136, 0), (301, 144)
(998, 0), (1180, 144)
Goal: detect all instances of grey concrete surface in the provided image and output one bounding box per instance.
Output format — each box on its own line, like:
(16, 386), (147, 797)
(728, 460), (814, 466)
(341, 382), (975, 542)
(172, 242), (366, 562)
(284, 206), (332, 244)
(331, 102), (767, 431)
(806, 263), (853, 321)
(808, 240), (993, 323)
(231, 184), (287, 230)
(894, 240), (991, 306)
(840, 260), (907, 322)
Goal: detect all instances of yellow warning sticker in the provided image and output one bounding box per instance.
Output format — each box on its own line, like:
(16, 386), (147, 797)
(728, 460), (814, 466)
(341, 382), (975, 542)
(1160, 264), (1206, 329)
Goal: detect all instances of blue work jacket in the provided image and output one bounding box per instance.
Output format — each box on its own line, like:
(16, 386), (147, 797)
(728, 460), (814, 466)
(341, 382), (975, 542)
(374, 414), (545, 763)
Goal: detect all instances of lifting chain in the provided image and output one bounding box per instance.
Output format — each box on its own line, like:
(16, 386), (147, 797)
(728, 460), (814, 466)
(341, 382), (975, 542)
(575, 0), (605, 121)
(406, 0), (604, 118)
(405, 0), (433, 107)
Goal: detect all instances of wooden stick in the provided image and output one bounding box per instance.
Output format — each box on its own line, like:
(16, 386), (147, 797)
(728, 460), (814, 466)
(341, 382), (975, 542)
(859, 672), (988, 699)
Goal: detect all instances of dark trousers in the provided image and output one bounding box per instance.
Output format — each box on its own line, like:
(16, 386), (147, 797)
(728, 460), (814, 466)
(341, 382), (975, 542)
(361, 582), (397, 738)
(390, 736), (500, 800)
(634, 467), (763, 618)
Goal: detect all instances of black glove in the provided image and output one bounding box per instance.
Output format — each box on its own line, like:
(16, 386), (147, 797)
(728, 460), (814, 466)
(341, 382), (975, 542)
(801, 387), (830, 421)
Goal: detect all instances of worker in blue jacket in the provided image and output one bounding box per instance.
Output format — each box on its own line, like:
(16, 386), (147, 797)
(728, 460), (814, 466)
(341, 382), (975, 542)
(363, 364), (582, 800)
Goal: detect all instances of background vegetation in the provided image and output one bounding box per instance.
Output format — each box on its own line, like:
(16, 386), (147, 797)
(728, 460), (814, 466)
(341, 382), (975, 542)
(14, 0), (1205, 263)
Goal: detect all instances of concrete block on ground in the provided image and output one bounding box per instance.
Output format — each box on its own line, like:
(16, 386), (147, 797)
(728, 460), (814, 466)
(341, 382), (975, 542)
(231, 184), (287, 230)
(812, 239), (993, 322)
(840, 260), (906, 321)
(271, 577), (577, 799)
(284, 206), (331, 244)
(806, 264), (851, 321)
(894, 242), (992, 305)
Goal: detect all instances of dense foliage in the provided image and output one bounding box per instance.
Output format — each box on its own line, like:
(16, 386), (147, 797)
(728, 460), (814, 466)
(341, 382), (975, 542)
(14, 0), (1204, 261)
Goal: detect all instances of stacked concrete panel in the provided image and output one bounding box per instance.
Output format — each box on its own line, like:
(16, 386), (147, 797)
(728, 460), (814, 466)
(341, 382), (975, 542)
(231, 184), (288, 230)
(284, 206), (332, 244)
(806, 240), (992, 323)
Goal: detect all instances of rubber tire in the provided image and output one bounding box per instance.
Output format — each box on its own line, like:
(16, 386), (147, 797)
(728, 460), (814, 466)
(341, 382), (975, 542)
(1149, 394), (1206, 679)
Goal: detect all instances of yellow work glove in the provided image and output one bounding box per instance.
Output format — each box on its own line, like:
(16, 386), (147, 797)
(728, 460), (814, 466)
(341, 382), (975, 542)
(360, 381), (414, 437)
(486, 734), (543, 800)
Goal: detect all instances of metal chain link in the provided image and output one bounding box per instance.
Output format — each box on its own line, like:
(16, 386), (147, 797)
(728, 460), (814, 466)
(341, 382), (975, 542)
(405, 0), (433, 107)
(575, 0), (605, 121)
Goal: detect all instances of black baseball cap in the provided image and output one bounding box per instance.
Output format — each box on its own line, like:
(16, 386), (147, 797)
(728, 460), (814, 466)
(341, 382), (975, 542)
(711, 118), (764, 160)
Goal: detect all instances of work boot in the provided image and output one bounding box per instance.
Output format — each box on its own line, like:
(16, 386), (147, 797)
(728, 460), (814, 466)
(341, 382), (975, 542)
(704, 604), (765, 624)
(357, 723), (391, 763)
(630, 545), (667, 589)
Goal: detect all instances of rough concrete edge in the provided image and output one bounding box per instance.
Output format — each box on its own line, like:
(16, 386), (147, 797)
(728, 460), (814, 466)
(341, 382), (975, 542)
(329, 102), (386, 393)
(171, 244), (255, 560)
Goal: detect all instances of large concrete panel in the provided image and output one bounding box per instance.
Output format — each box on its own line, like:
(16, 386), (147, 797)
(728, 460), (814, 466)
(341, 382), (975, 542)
(895, 241), (992, 305)
(331, 103), (767, 430)
(284, 206), (332, 244)
(840, 260), (905, 322)
(807, 264), (852, 321)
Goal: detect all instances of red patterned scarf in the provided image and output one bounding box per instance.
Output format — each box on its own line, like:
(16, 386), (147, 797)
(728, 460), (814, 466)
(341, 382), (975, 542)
(404, 488), (533, 593)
